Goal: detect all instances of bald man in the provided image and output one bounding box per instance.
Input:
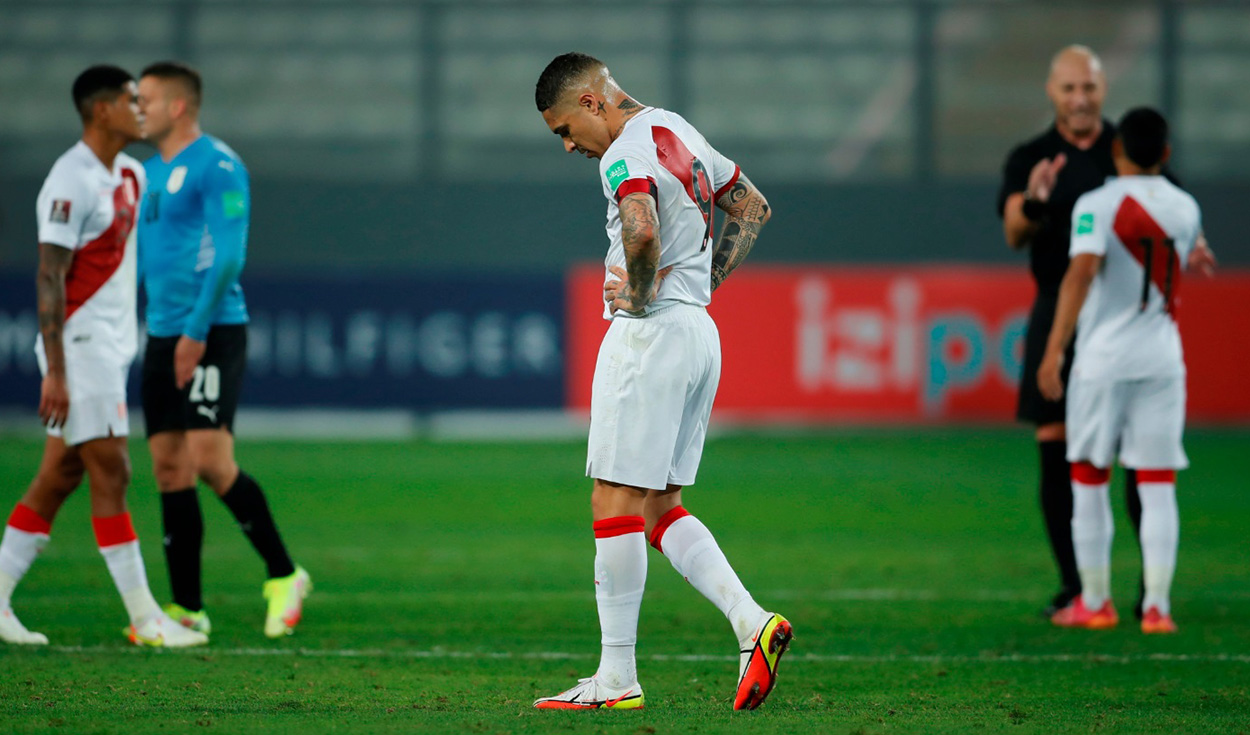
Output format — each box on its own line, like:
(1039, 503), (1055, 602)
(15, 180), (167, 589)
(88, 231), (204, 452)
(1000, 47), (1145, 620)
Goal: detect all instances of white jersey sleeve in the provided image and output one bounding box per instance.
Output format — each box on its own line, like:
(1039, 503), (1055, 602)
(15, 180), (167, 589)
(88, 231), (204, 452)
(36, 162), (94, 251)
(1070, 190), (1111, 257)
(600, 139), (661, 202)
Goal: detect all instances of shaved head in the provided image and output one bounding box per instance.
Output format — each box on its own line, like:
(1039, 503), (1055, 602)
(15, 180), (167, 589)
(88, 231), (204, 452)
(1049, 45), (1104, 83)
(535, 52), (619, 112)
(1046, 44), (1106, 142)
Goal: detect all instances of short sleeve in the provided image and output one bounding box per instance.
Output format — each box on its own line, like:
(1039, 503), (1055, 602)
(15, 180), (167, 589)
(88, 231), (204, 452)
(600, 143), (659, 203)
(704, 143), (740, 202)
(202, 155), (250, 226)
(1069, 192), (1108, 257)
(35, 167), (92, 250)
(996, 144), (1034, 217)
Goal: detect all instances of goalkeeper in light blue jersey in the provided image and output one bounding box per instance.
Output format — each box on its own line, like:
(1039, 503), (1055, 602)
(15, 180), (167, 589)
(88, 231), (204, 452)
(136, 62), (309, 641)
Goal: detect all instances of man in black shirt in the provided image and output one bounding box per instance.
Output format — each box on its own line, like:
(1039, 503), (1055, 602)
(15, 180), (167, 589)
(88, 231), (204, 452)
(999, 46), (1149, 619)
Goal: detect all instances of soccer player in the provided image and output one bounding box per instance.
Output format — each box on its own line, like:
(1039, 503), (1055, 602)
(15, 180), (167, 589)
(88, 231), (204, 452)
(136, 61), (309, 639)
(996, 46), (1218, 618)
(531, 53), (790, 711)
(0, 66), (207, 648)
(1038, 107), (1206, 634)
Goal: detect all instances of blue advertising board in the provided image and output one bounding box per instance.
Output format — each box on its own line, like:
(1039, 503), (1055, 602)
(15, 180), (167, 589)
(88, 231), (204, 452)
(0, 272), (564, 410)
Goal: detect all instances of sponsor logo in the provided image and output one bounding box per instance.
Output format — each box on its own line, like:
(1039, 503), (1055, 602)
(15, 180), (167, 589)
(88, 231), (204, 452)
(222, 190), (247, 219)
(50, 199), (72, 224)
(605, 160), (630, 193)
(72, 334), (90, 343)
(218, 160), (235, 172)
(196, 405), (220, 423)
(1076, 212), (1094, 235)
(167, 166), (188, 194)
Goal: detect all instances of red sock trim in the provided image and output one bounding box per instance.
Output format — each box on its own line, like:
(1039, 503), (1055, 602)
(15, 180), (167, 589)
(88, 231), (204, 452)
(1071, 462), (1110, 485)
(1136, 469), (1177, 483)
(648, 506), (691, 552)
(92, 512), (137, 548)
(7, 504), (51, 535)
(593, 515), (645, 539)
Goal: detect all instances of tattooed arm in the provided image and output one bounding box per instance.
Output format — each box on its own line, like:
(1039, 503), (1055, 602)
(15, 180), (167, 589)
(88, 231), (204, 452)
(710, 173), (771, 292)
(36, 243), (74, 427)
(612, 192), (662, 315)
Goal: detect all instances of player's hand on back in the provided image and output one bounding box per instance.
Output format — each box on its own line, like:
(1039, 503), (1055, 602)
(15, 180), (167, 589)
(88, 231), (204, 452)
(39, 373), (70, 428)
(174, 336), (207, 389)
(1027, 153), (1068, 203)
(605, 265), (674, 315)
(1189, 234), (1217, 278)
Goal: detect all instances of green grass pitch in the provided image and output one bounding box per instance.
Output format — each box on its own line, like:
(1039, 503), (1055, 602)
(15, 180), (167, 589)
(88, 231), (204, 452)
(1, 429), (1247, 734)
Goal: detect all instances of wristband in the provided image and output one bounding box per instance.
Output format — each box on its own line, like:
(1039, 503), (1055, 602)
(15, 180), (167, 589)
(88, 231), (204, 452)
(1021, 195), (1047, 222)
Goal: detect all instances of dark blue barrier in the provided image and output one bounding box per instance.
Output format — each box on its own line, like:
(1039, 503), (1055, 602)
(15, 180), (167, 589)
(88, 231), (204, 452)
(0, 272), (564, 410)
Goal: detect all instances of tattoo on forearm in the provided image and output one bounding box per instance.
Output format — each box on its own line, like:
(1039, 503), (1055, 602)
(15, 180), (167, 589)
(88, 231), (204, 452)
(35, 245), (72, 373)
(619, 193), (661, 307)
(710, 175), (769, 292)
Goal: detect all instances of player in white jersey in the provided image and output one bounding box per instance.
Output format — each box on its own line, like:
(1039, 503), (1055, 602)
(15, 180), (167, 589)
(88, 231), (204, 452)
(0, 66), (206, 648)
(1038, 107), (1212, 635)
(532, 53), (789, 711)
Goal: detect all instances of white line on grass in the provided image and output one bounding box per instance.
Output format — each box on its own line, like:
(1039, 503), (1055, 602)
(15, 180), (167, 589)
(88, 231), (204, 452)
(17, 587), (1250, 607)
(43, 645), (1250, 665)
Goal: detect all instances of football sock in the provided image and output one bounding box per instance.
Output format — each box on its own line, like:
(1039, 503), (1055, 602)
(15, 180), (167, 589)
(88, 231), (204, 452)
(592, 516), (647, 690)
(1125, 469), (1146, 616)
(649, 506), (765, 645)
(1039, 440), (1080, 594)
(220, 471), (296, 580)
(93, 512), (162, 624)
(1070, 463), (1113, 609)
(160, 487), (204, 611)
(0, 504), (52, 608)
(1137, 470), (1179, 616)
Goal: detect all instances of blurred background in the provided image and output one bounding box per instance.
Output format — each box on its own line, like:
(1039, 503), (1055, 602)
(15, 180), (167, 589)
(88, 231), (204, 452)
(1, 0), (1247, 435)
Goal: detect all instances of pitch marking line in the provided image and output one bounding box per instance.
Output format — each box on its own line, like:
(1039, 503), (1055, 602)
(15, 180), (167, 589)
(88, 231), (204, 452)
(43, 646), (1250, 665)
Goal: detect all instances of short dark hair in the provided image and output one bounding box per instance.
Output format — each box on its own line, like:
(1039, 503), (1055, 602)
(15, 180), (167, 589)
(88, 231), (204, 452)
(72, 65), (134, 121)
(1117, 107), (1169, 169)
(535, 52), (604, 112)
(141, 60), (203, 107)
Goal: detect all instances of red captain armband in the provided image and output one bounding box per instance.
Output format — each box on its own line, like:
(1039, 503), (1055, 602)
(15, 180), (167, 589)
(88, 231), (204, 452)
(614, 177), (658, 203)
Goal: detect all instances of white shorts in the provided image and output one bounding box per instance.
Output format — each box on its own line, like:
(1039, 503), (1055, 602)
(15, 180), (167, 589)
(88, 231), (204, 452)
(36, 342), (130, 446)
(586, 303), (720, 490)
(1066, 375), (1188, 470)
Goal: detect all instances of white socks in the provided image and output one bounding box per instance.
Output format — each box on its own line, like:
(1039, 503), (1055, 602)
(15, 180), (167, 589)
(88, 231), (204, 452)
(93, 513), (162, 625)
(650, 507), (765, 646)
(1138, 472), (1179, 616)
(0, 504), (52, 609)
(592, 516), (647, 690)
(1071, 464), (1113, 609)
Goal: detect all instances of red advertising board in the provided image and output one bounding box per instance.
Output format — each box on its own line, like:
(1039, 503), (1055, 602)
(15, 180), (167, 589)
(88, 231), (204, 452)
(567, 265), (1250, 423)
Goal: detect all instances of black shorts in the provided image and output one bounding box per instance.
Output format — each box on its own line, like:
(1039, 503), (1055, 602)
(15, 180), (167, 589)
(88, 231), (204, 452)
(1016, 295), (1074, 426)
(143, 324), (247, 437)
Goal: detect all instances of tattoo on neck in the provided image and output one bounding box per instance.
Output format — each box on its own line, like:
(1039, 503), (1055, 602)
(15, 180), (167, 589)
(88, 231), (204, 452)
(618, 98), (642, 112)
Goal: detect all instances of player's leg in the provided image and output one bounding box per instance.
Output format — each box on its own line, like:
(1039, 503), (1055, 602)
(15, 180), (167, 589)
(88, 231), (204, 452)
(79, 433), (206, 648)
(1052, 378), (1121, 629)
(190, 325), (307, 638)
(1020, 297), (1081, 616)
(1123, 468), (1147, 620)
(0, 437), (83, 644)
(1120, 377), (1187, 634)
(188, 427), (306, 637)
(143, 333), (209, 631)
(537, 317), (671, 711)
